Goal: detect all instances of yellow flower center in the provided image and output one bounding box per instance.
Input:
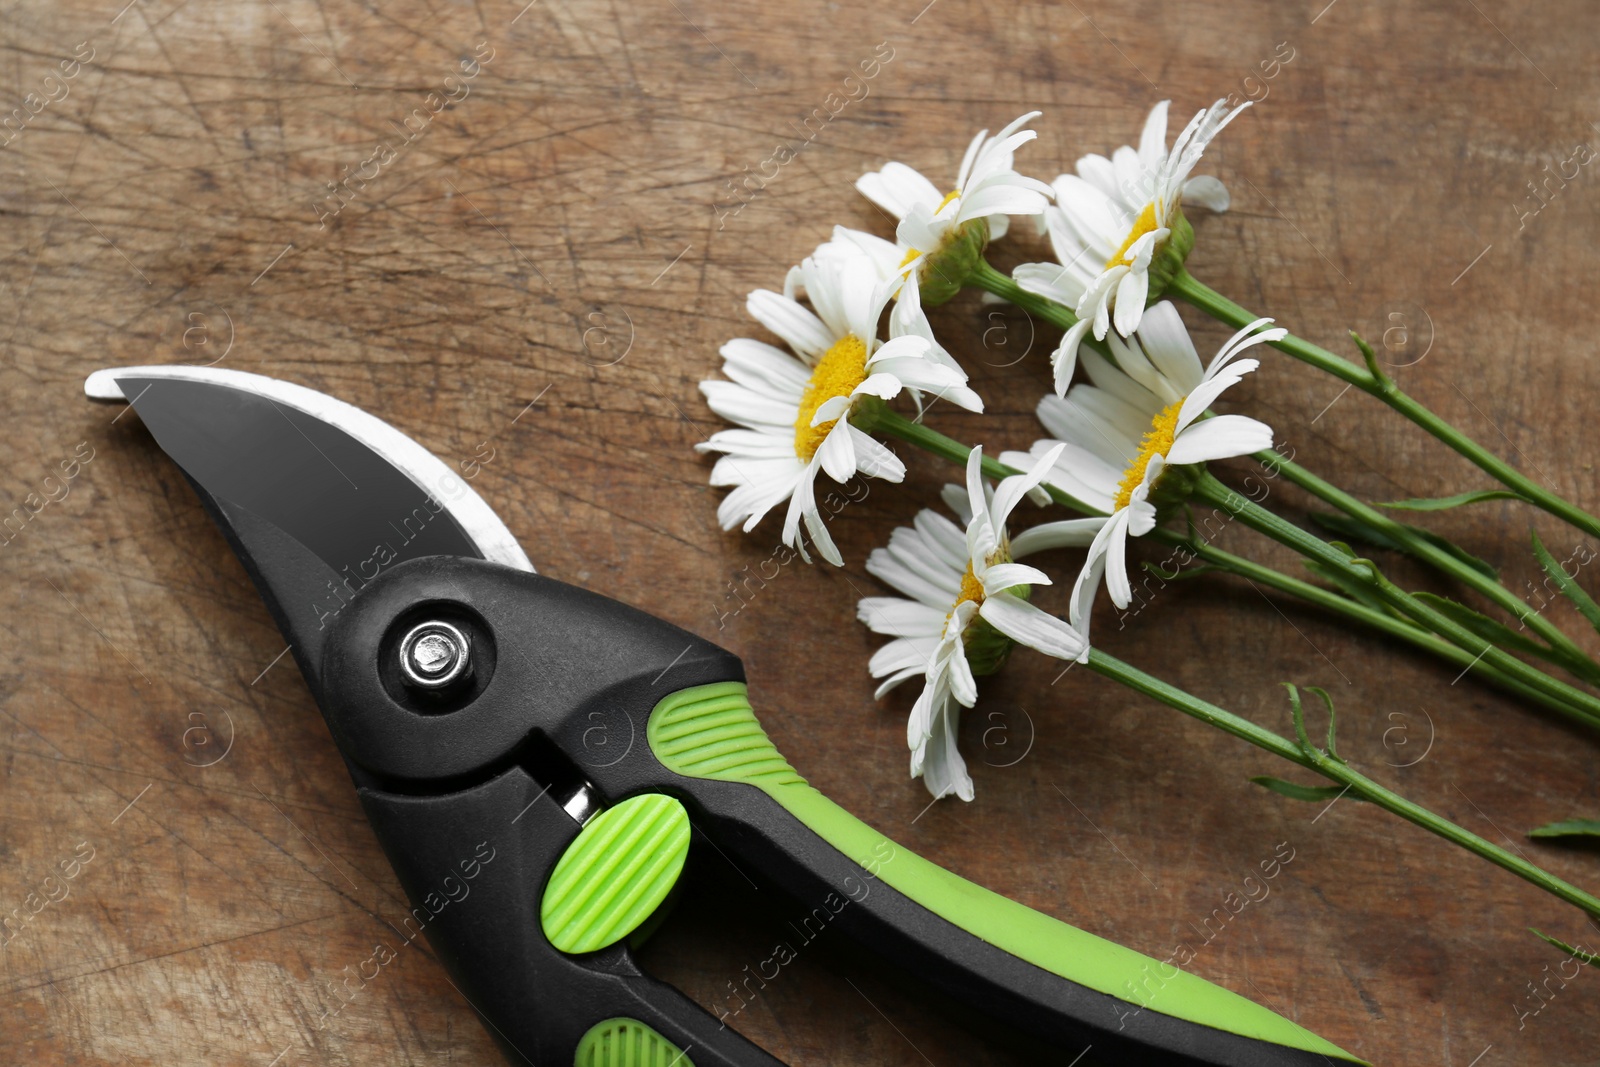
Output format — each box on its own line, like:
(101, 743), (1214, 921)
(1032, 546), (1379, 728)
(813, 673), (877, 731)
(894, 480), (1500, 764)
(1114, 399), (1184, 511)
(954, 560), (985, 610)
(1105, 200), (1160, 269)
(942, 560), (986, 636)
(793, 333), (869, 460)
(898, 190), (963, 268)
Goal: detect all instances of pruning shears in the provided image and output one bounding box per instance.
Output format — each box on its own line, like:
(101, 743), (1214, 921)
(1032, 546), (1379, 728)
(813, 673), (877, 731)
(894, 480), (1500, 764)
(87, 364), (1362, 1066)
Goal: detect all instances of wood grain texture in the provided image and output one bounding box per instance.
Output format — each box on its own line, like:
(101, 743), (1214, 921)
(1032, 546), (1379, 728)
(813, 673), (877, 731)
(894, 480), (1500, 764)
(2, 0), (1598, 1063)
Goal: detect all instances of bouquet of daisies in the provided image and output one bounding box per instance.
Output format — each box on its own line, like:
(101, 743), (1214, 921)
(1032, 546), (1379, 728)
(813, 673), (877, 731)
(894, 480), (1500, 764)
(696, 104), (1600, 956)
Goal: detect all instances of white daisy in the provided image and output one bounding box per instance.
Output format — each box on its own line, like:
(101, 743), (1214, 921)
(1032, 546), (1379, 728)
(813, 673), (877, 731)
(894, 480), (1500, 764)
(1013, 99), (1247, 370)
(1000, 302), (1282, 651)
(856, 113), (1054, 303)
(698, 244), (980, 566)
(804, 225), (971, 390)
(857, 445), (1092, 800)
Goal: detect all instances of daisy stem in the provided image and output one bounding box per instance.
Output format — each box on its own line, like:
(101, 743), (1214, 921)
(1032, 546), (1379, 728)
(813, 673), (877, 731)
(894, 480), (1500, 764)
(872, 407), (1102, 512)
(1192, 471), (1600, 732)
(970, 259), (1100, 343)
(1254, 448), (1600, 683)
(1086, 648), (1600, 920)
(1175, 540), (1584, 715)
(872, 410), (1590, 718)
(1170, 269), (1600, 543)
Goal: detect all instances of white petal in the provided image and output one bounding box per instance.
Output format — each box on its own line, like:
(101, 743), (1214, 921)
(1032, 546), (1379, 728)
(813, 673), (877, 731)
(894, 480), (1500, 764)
(857, 162), (943, 220)
(873, 664), (928, 699)
(1052, 318), (1091, 397)
(1182, 174), (1229, 212)
(747, 290), (833, 360)
(1036, 395), (1136, 473)
(1178, 360), (1259, 429)
(1166, 415), (1274, 465)
(914, 688), (974, 802)
(809, 394), (852, 427)
(700, 380), (797, 430)
(1137, 100), (1171, 171)
(990, 442), (1066, 531)
(866, 333), (930, 366)
(1112, 265), (1150, 337)
(1076, 153), (1122, 201)
(868, 550), (956, 609)
(963, 446), (993, 551)
(699, 428), (798, 461)
(1079, 346), (1163, 413)
(780, 463), (822, 562)
(1104, 510), (1134, 608)
(1011, 517), (1107, 557)
(980, 562), (1051, 595)
(847, 425), (907, 481)
(817, 421), (857, 483)
(858, 597), (948, 639)
(960, 181), (1052, 221)
(1133, 301), (1204, 393)
(1068, 530), (1111, 645)
(852, 372), (905, 401)
(721, 337), (812, 395)
(979, 593), (1084, 661)
(800, 493), (843, 566)
(1014, 261), (1089, 309)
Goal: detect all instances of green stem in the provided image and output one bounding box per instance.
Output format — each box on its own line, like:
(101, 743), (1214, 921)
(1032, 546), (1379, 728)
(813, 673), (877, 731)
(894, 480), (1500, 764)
(872, 410), (1583, 717)
(1087, 650), (1600, 919)
(872, 406), (1103, 512)
(1258, 449), (1600, 683)
(970, 259), (1099, 345)
(1192, 471), (1600, 731)
(1170, 269), (1600, 542)
(875, 404), (1600, 918)
(1171, 539), (1575, 712)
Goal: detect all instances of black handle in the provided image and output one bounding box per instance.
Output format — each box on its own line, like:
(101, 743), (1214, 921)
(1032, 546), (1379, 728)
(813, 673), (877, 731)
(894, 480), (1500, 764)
(359, 765), (784, 1067)
(318, 556), (1358, 1067)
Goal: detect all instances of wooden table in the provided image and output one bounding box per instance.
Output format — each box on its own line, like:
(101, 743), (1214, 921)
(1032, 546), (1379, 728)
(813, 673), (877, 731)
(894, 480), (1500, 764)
(3, 0), (1598, 1063)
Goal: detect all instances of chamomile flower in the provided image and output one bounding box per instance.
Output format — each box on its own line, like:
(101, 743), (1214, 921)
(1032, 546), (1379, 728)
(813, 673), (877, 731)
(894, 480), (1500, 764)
(1014, 100), (1247, 366)
(857, 113), (1054, 304)
(857, 445), (1092, 800)
(698, 244), (980, 566)
(999, 302), (1282, 649)
(805, 225), (970, 390)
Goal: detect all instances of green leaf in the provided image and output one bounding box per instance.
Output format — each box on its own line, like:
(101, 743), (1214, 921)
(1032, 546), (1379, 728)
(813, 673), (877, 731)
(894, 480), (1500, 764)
(1411, 592), (1571, 665)
(1380, 489), (1526, 512)
(1305, 686), (1343, 762)
(1531, 530), (1600, 635)
(1528, 819), (1600, 840)
(1140, 560), (1221, 582)
(1283, 683), (1313, 753)
(1531, 928), (1600, 965)
(1250, 776), (1351, 803)
(1310, 511), (1499, 580)
(1304, 558), (1401, 617)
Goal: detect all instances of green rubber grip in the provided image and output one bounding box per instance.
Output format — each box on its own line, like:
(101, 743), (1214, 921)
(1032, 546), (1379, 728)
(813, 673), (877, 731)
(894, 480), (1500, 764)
(542, 793), (691, 955)
(648, 682), (1358, 1062)
(574, 1016), (695, 1067)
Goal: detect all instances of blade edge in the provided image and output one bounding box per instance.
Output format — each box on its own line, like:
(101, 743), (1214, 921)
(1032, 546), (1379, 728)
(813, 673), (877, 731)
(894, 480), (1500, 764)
(87, 365), (533, 573)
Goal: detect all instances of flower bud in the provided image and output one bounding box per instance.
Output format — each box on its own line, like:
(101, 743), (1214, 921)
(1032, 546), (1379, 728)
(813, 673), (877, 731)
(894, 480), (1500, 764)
(1143, 209), (1195, 306)
(917, 216), (989, 307)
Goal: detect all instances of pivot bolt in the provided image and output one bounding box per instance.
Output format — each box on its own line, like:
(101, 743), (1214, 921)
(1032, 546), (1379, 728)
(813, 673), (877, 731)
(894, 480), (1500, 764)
(399, 621), (472, 690)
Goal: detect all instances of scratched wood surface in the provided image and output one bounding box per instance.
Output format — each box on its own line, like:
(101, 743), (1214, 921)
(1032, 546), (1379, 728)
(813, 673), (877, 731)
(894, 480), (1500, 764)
(2, 0), (1599, 1063)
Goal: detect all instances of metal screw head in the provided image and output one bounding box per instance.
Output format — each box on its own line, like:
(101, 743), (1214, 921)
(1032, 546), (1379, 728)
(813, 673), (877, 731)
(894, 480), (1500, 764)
(399, 621), (471, 689)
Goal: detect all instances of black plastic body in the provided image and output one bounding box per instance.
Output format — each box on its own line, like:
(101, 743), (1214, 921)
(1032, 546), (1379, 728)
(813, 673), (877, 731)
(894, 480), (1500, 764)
(312, 556), (1343, 1067)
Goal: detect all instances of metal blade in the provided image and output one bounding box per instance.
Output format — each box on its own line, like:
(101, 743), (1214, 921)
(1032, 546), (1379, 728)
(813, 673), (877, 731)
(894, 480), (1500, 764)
(86, 365), (533, 681)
